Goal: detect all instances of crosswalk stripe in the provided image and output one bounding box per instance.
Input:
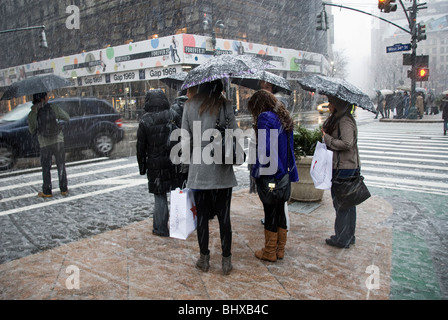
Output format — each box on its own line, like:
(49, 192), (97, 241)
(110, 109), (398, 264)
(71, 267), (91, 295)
(358, 127), (448, 195)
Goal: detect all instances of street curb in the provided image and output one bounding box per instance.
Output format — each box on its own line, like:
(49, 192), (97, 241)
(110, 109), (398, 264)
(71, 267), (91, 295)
(379, 119), (443, 123)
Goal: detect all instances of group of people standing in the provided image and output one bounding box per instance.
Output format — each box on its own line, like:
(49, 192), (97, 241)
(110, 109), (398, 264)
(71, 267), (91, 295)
(375, 89), (437, 120)
(136, 79), (362, 275)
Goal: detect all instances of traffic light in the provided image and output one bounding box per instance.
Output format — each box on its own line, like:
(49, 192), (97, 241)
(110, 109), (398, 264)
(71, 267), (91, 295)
(316, 12), (325, 31)
(417, 23), (427, 42)
(378, 0), (397, 13)
(416, 67), (429, 81)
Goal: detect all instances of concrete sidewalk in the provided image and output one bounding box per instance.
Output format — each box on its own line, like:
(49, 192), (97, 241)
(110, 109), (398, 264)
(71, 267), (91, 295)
(0, 190), (392, 300)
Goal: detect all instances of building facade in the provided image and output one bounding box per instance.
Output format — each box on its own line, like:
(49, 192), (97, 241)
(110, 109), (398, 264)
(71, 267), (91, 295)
(0, 0), (331, 114)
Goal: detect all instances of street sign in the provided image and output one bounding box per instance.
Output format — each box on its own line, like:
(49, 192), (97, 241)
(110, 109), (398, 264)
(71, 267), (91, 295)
(387, 43), (411, 53)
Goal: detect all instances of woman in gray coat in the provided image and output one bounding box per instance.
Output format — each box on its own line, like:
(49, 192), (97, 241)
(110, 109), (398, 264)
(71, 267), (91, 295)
(322, 95), (360, 249)
(181, 80), (238, 275)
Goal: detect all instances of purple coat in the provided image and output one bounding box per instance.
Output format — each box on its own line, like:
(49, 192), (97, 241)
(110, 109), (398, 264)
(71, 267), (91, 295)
(251, 111), (299, 182)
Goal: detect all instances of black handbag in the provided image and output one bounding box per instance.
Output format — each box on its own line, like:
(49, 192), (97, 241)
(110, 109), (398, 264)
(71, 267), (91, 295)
(256, 133), (292, 205)
(331, 126), (370, 210)
(331, 174), (370, 210)
(212, 102), (246, 165)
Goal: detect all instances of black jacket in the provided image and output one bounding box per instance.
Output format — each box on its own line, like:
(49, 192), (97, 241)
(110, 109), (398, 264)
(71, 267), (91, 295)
(136, 90), (182, 194)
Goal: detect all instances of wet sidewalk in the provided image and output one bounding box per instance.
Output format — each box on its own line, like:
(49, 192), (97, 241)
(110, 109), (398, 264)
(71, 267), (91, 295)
(0, 189), (392, 300)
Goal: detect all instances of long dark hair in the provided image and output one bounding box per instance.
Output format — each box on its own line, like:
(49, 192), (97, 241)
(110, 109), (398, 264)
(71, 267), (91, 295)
(247, 89), (294, 132)
(322, 96), (352, 134)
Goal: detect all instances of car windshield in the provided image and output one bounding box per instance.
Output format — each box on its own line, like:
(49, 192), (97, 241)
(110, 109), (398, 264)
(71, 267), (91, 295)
(0, 102), (33, 123)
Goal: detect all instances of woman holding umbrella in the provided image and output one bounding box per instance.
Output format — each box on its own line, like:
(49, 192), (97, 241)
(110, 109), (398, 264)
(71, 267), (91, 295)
(322, 96), (360, 249)
(181, 80), (238, 275)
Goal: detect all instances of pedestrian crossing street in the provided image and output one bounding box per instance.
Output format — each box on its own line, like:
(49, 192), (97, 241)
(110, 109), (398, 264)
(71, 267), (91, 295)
(357, 125), (448, 196)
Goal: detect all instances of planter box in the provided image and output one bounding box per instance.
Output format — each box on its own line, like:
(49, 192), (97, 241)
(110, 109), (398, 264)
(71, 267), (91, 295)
(290, 156), (324, 202)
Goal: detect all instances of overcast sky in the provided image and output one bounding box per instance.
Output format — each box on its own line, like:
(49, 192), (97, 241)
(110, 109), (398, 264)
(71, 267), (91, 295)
(332, 1), (376, 92)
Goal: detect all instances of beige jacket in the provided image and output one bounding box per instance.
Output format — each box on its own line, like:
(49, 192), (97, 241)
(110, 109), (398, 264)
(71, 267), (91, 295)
(323, 114), (360, 170)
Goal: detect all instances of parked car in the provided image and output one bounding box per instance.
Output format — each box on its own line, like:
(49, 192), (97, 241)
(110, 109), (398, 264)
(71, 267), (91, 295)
(317, 102), (330, 114)
(0, 97), (124, 171)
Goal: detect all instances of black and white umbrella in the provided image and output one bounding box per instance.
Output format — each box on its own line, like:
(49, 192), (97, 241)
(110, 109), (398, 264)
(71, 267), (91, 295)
(181, 54), (274, 90)
(231, 70), (292, 94)
(1, 74), (72, 100)
(298, 74), (376, 113)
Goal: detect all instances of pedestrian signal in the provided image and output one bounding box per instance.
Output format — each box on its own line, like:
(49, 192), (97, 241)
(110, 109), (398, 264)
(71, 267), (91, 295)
(416, 68), (429, 81)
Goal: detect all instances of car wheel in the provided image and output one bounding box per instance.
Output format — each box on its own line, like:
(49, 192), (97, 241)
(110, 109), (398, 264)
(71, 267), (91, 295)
(92, 132), (115, 156)
(0, 143), (16, 171)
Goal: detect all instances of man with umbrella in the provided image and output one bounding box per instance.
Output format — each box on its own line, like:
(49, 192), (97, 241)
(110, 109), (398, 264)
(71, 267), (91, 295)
(28, 92), (70, 198)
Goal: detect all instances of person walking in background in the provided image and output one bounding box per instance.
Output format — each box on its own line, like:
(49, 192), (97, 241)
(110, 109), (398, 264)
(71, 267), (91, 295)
(181, 80), (238, 275)
(416, 92), (424, 119)
(247, 89), (298, 262)
(440, 94), (448, 136)
(137, 89), (183, 237)
(28, 92), (70, 198)
(403, 91), (410, 118)
(374, 90), (385, 119)
(322, 96), (361, 249)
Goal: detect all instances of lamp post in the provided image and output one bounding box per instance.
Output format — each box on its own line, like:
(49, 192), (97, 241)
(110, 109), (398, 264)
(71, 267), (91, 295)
(203, 18), (225, 54)
(0, 25), (48, 48)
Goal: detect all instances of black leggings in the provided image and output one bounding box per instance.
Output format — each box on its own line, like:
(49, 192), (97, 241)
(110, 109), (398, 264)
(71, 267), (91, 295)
(193, 188), (233, 257)
(262, 201), (287, 233)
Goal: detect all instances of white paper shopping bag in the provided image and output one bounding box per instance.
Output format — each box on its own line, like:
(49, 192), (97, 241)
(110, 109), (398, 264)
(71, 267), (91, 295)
(169, 188), (197, 240)
(310, 141), (333, 190)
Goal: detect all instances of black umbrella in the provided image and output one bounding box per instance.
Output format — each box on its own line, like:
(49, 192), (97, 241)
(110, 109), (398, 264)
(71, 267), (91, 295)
(181, 54), (274, 90)
(298, 74), (376, 113)
(231, 70), (292, 94)
(1, 74), (72, 100)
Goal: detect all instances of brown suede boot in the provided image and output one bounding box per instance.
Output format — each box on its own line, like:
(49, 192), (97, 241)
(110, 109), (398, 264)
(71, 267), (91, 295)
(255, 229), (278, 262)
(277, 228), (288, 259)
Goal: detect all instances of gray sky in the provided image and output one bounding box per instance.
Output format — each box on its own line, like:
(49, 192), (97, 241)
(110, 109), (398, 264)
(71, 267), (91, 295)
(332, 1), (375, 92)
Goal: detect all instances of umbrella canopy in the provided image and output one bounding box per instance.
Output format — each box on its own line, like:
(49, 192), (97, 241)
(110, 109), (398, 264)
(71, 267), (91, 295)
(181, 54), (274, 90)
(298, 74), (376, 113)
(160, 71), (188, 89)
(231, 70), (292, 94)
(379, 89), (394, 96)
(1, 74), (72, 100)
(442, 90), (448, 95)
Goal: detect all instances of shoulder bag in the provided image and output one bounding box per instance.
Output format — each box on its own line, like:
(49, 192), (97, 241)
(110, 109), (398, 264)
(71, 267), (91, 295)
(256, 131), (292, 205)
(331, 126), (371, 210)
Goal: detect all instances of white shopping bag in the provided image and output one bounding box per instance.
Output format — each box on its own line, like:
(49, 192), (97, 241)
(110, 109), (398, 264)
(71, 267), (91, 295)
(169, 188), (197, 240)
(310, 141), (333, 190)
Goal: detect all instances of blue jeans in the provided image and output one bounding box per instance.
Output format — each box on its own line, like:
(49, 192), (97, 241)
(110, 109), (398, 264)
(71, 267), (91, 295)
(153, 193), (169, 236)
(331, 169), (359, 246)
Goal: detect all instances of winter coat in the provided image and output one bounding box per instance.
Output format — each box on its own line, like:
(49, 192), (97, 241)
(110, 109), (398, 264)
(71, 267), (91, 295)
(324, 112), (360, 170)
(28, 103), (70, 148)
(250, 111), (298, 182)
(181, 93), (238, 190)
(441, 99), (448, 120)
(137, 89), (182, 194)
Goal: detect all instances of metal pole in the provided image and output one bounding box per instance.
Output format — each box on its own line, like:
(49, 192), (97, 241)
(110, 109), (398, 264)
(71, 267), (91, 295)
(408, 0), (419, 119)
(0, 25), (45, 34)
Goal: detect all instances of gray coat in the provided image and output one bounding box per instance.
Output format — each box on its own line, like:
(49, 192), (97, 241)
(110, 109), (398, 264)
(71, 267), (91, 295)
(181, 94), (238, 190)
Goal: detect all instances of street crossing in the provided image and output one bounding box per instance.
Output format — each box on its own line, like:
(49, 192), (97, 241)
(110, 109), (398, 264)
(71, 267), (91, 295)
(358, 124), (448, 196)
